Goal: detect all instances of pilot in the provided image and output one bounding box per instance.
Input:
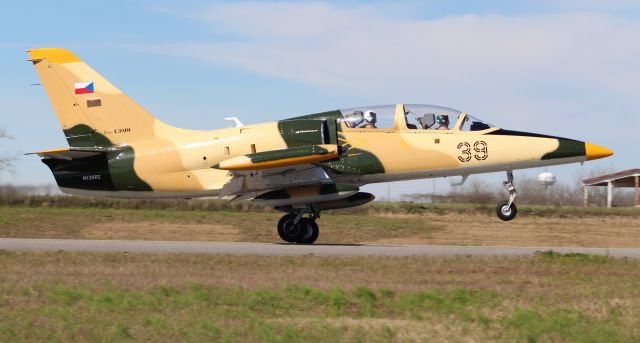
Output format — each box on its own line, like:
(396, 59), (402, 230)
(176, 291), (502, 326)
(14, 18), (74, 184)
(436, 114), (450, 130)
(361, 110), (377, 128)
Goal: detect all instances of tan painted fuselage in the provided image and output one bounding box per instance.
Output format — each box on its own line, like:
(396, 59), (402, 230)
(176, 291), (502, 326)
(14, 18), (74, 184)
(27, 48), (612, 200)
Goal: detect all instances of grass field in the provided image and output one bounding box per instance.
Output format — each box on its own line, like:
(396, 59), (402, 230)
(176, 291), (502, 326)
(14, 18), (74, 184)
(1, 251), (639, 342)
(2, 203), (640, 341)
(1, 205), (640, 247)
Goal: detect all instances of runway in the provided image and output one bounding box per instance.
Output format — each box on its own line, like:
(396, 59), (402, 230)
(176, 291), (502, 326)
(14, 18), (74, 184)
(1, 238), (639, 258)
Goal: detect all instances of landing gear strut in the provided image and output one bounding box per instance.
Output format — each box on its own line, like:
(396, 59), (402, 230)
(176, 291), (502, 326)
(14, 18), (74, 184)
(496, 171), (518, 221)
(277, 207), (320, 244)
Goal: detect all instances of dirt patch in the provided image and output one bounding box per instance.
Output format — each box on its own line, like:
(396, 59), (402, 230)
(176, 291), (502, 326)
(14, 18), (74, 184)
(365, 213), (640, 247)
(272, 317), (475, 342)
(80, 221), (241, 241)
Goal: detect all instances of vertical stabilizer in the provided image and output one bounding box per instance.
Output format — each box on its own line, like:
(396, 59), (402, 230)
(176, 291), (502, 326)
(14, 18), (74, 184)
(27, 48), (165, 147)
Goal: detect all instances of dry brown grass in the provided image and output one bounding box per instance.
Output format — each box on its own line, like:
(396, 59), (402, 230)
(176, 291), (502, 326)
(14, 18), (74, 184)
(2, 206), (640, 247)
(80, 222), (242, 241)
(0, 251), (637, 298)
(275, 317), (479, 343)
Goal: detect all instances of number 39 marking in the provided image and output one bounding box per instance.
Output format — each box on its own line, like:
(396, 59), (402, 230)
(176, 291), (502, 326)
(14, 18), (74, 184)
(457, 141), (488, 162)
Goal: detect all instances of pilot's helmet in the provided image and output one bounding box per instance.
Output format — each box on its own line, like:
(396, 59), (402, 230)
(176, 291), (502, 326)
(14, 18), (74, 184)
(436, 114), (449, 126)
(364, 110), (377, 123)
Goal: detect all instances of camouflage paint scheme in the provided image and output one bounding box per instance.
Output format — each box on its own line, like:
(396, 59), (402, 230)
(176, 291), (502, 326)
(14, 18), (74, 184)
(27, 48), (613, 205)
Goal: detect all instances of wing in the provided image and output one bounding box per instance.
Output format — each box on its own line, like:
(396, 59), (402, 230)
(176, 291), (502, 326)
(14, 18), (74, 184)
(213, 144), (338, 197)
(213, 144), (337, 199)
(219, 163), (333, 198)
(214, 144), (374, 210)
(213, 144), (338, 171)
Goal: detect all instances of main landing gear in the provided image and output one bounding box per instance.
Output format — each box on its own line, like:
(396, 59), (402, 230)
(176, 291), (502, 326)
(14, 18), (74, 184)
(496, 171), (518, 221)
(277, 207), (320, 244)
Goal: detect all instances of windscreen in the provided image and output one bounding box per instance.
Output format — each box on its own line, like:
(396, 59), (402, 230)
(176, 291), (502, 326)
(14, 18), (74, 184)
(458, 114), (495, 131)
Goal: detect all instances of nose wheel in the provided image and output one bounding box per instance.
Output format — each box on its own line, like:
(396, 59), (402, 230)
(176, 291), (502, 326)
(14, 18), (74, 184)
(497, 171), (518, 221)
(277, 209), (320, 244)
(496, 201), (517, 221)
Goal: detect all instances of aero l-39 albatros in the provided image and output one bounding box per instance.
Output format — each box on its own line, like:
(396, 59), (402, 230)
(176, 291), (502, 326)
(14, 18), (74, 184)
(26, 48), (613, 244)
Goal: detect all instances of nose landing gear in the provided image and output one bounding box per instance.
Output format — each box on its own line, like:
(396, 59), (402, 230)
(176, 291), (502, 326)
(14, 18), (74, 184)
(276, 207), (320, 244)
(496, 171), (518, 221)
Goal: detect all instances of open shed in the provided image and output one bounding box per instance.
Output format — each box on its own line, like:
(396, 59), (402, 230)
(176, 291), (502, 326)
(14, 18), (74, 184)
(582, 169), (640, 208)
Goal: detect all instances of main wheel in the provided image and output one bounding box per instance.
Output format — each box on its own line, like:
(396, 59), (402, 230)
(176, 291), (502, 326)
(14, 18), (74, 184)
(496, 201), (517, 221)
(278, 213), (296, 243)
(296, 218), (319, 245)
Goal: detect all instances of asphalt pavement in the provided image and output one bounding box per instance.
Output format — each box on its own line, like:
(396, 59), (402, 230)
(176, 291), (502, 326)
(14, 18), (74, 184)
(1, 238), (639, 258)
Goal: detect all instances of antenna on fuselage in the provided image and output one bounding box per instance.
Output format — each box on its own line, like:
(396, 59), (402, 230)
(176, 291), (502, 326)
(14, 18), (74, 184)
(224, 117), (244, 127)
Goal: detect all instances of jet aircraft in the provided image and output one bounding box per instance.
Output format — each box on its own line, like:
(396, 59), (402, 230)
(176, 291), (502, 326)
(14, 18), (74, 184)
(26, 48), (613, 244)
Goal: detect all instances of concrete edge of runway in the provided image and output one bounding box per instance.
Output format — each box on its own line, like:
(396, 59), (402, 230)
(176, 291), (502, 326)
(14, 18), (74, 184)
(1, 238), (639, 258)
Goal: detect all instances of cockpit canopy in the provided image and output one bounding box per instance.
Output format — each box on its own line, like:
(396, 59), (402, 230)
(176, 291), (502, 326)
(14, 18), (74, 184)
(338, 104), (495, 131)
(339, 105), (395, 129)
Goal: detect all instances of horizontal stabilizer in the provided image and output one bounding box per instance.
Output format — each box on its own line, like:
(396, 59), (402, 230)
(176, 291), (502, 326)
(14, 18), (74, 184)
(26, 147), (120, 160)
(213, 144), (338, 171)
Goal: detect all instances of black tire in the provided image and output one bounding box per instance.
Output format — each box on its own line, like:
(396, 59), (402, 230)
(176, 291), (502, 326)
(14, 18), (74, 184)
(296, 218), (319, 245)
(496, 201), (517, 221)
(277, 214), (301, 243)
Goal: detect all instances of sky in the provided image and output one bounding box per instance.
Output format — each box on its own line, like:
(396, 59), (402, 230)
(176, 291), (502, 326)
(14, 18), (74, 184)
(0, 0), (637, 199)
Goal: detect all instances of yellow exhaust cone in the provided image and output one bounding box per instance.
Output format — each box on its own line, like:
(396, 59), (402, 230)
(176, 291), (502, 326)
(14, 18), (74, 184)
(585, 143), (613, 161)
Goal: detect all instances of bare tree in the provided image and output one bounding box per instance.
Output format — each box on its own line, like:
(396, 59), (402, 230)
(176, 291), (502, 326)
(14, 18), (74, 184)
(0, 127), (14, 172)
(400, 170), (622, 207)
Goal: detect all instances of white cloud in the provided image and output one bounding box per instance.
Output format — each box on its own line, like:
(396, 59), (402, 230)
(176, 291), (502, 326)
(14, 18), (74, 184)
(162, 3), (640, 98)
(151, 2), (639, 162)
(540, 0), (640, 12)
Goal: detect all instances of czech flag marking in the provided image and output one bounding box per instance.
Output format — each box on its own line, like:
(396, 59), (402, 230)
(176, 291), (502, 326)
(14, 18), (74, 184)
(74, 81), (94, 94)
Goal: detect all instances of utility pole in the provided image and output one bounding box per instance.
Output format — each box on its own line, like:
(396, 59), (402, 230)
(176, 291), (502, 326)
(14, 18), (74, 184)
(386, 183), (391, 202)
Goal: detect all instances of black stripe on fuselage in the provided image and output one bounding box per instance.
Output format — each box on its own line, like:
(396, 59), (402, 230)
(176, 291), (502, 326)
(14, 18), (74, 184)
(485, 129), (579, 142)
(486, 129), (586, 160)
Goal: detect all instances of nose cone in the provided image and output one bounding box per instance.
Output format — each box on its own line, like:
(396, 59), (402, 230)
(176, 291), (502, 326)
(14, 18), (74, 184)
(585, 143), (613, 161)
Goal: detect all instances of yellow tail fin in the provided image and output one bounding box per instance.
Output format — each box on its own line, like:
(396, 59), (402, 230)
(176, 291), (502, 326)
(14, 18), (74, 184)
(27, 48), (166, 147)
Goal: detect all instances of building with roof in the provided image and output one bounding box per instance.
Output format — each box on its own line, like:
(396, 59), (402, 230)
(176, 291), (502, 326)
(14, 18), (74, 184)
(582, 169), (640, 208)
